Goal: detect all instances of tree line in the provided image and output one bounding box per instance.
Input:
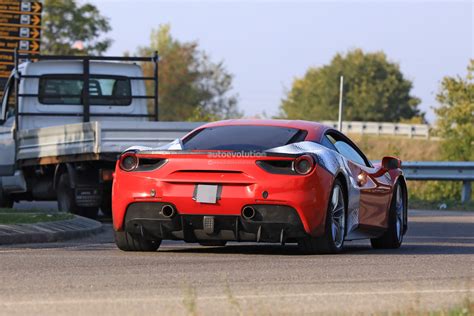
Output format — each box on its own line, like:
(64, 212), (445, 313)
(42, 0), (472, 162)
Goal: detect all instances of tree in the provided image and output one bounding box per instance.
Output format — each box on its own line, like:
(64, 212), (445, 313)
(280, 49), (422, 122)
(137, 25), (241, 121)
(435, 59), (474, 161)
(42, 0), (112, 55)
(415, 59), (474, 202)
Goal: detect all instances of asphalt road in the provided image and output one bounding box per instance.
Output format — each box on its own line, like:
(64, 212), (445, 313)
(0, 207), (472, 315)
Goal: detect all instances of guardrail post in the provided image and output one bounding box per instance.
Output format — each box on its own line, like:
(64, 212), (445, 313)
(461, 181), (472, 203)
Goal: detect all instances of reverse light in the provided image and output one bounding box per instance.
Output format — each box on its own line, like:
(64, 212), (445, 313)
(293, 155), (315, 175)
(119, 153), (139, 172)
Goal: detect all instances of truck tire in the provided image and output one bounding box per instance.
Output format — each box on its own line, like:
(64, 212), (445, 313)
(114, 230), (161, 252)
(0, 182), (13, 208)
(57, 173), (99, 219)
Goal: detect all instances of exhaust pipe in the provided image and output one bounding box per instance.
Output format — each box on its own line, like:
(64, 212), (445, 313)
(161, 204), (176, 218)
(242, 206), (256, 220)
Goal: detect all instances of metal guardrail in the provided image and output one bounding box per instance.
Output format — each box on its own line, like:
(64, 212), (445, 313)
(323, 121), (430, 138)
(401, 161), (474, 203)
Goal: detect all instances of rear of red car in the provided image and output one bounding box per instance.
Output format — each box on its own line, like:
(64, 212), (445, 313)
(112, 122), (334, 245)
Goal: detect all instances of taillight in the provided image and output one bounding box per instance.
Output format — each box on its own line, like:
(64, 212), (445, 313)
(119, 153), (139, 172)
(256, 160), (294, 175)
(293, 155), (315, 175)
(119, 154), (166, 172)
(256, 156), (315, 175)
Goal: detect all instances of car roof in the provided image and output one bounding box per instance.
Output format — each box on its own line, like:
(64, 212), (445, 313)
(198, 119), (332, 141)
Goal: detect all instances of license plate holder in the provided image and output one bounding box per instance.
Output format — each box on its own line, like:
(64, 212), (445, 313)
(194, 184), (219, 204)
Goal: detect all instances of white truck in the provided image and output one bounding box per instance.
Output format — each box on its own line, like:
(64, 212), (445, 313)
(0, 54), (200, 218)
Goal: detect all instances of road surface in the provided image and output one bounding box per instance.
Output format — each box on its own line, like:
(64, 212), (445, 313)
(0, 208), (472, 315)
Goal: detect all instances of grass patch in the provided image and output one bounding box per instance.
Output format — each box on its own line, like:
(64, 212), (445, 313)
(349, 134), (474, 204)
(348, 134), (442, 162)
(182, 284), (197, 316)
(409, 199), (474, 211)
(400, 298), (473, 316)
(0, 210), (74, 224)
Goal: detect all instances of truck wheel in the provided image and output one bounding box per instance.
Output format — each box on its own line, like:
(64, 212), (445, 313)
(57, 173), (98, 219)
(0, 183), (13, 208)
(114, 230), (161, 252)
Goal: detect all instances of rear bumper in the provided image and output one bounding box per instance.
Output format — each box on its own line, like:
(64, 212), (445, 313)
(112, 162), (335, 237)
(123, 202), (307, 243)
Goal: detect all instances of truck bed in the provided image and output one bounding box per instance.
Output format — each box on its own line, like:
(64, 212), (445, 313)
(17, 121), (201, 165)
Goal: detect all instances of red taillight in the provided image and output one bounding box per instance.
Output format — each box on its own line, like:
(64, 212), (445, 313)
(293, 155), (315, 175)
(119, 153), (139, 172)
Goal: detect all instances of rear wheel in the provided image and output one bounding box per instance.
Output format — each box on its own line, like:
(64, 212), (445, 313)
(114, 230), (161, 252)
(57, 173), (99, 219)
(298, 180), (346, 254)
(0, 183), (13, 208)
(371, 182), (405, 249)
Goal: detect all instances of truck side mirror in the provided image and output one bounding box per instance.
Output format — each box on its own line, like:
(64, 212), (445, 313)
(382, 156), (401, 170)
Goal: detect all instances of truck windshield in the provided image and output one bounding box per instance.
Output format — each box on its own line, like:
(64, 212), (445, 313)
(182, 125), (307, 151)
(38, 75), (131, 106)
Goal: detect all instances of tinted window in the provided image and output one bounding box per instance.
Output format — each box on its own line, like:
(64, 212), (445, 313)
(39, 76), (131, 106)
(320, 136), (337, 151)
(325, 133), (370, 166)
(182, 125), (307, 151)
(333, 141), (367, 166)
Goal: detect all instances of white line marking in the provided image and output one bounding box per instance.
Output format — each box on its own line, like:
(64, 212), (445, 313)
(0, 289), (471, 306)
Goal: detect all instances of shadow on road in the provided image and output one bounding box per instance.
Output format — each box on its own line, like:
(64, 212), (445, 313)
(159, 220), (474, 256)
(159, 241), (474, 256)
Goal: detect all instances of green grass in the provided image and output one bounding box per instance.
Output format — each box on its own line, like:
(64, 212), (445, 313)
(349, 134), (442, 162)
(409, 199), (474, 211)
(0, 209), (74, 224)
(350, 134), (473, 204)
(401, 298), (473, 316)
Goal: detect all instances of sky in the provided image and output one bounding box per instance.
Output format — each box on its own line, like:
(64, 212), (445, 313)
(88, 0), (473, 123)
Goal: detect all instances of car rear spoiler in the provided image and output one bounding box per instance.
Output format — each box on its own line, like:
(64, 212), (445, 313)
(131, 150), (303, 159)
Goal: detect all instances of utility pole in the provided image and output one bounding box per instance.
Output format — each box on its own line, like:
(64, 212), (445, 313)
(338, 76), (344, 131)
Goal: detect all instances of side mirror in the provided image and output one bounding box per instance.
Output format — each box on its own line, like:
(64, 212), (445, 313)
(382, 156), (401, 170)
(368, 156), (402, 178)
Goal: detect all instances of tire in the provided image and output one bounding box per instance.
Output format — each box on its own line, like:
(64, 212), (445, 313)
(298, 179), (346, 254)
(0, 182), (13, 208)
(371, 182), (406, 249)
(114, 230), (161, 252)
(199, 241), (227, 247)
(57, 173), (98, 219)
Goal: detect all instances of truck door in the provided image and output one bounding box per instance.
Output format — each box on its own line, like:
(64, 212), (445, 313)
(0, 76), (17, 176)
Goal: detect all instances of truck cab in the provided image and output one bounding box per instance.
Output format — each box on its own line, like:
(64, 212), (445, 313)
(0, 54), (199, 218)
(13, 60), (149, 130)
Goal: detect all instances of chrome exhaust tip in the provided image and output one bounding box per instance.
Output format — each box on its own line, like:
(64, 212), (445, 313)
(241, 206), (256, 220)
(161, 204), (176, 218)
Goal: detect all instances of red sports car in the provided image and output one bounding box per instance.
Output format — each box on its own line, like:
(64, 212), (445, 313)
(112, 120), (407, 254)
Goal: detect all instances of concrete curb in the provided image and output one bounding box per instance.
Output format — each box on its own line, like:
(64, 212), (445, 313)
(0, 216), (103, 245)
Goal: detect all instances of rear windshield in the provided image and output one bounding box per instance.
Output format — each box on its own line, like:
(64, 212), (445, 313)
(38, 75), (131, 106)
(182, 125), (307, 151)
